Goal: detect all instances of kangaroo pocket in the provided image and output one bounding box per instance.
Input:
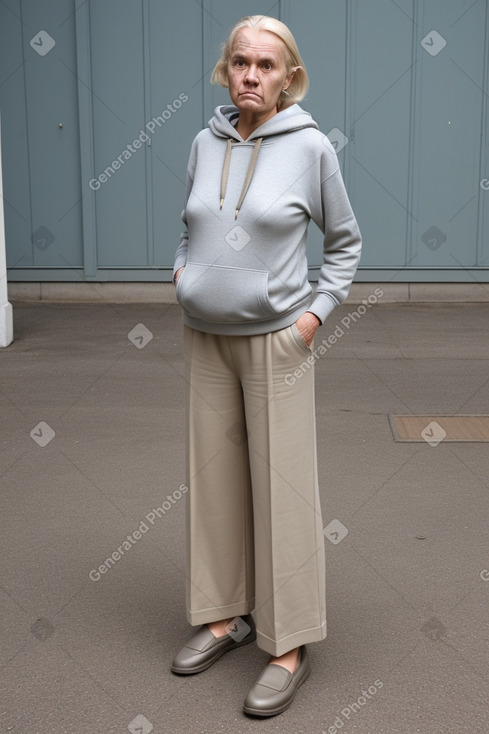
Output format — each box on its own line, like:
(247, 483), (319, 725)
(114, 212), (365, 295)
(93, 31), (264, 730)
(176, 262), (274, 324)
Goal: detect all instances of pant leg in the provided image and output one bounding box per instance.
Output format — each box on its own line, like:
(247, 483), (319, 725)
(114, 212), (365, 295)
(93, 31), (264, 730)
(232, 324), (326, 657)
(184, 325), (255, 625)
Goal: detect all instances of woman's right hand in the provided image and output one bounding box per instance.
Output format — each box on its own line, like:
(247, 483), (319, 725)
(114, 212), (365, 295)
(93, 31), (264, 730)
(174, 266), (185, 285)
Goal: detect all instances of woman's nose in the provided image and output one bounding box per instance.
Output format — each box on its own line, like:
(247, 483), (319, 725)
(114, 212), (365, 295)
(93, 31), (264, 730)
(244, 65), (259, 84)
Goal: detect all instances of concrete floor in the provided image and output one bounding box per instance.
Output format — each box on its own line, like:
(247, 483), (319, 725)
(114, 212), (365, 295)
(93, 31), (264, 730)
(1, 301), (489, 734)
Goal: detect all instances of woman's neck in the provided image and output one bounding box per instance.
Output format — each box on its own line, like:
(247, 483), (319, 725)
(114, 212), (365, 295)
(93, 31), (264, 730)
(236, 107), (279, 140)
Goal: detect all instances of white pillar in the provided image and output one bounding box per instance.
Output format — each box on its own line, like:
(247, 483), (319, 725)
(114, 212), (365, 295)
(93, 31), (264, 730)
(0, 111), (14, 347)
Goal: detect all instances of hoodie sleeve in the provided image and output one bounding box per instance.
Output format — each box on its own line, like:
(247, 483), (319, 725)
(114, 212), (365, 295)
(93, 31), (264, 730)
(307, 139), (362, 324)
(172, 137), (198, 282)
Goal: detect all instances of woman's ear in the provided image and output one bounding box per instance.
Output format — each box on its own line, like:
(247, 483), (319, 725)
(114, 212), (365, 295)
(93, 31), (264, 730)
(283, 65), (300, 92)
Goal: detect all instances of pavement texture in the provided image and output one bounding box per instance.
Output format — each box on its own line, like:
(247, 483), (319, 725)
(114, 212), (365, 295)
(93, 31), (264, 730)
(1, 300), (489, 734)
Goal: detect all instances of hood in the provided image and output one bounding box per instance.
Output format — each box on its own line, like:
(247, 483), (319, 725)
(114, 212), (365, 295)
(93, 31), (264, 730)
(208, 103), (319, 141)
(209, 104), (319, 219)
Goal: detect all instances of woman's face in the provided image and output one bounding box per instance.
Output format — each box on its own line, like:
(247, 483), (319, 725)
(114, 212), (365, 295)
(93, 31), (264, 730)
(227, 27), (293, 123)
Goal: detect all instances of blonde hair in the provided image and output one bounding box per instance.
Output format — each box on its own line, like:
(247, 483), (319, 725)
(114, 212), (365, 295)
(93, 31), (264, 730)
(210, 15), (309, 110)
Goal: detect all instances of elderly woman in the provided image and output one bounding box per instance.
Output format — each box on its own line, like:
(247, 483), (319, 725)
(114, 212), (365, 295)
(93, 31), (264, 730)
(171, 15), (361, 717)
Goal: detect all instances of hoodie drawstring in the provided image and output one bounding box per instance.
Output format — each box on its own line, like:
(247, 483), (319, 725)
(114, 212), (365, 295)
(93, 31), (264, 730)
(220, 139), (232, 211)
(220, 137), (263, 219)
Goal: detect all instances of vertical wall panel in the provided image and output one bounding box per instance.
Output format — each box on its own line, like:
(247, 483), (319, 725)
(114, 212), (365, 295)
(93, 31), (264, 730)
(0, 0), (32, 266)
(148, 0), (203, 269)
(478, 4), (489, 272)
(411, 0), (487, 269)
(89, 0), (148, 267)
(0, 0), (83, 270)
(284, 0), (349, 269)
(348, 0), (415, 268)
(23, 0), (83, 269)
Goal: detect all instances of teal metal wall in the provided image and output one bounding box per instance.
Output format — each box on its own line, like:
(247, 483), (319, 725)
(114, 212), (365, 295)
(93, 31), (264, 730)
(0, 0), (488, 282)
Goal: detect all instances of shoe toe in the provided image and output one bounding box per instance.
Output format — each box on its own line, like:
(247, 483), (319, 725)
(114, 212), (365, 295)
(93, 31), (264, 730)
(171, 615), (256, 674)
(171, 626), (217, 673)
(244, 665), (290, 708)
(243, 646), (310, 717)
(171, 645), (202, 672)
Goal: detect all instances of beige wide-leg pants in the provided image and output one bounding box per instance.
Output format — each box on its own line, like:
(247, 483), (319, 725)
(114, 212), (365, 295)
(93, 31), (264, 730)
(183, 323), (326, 657)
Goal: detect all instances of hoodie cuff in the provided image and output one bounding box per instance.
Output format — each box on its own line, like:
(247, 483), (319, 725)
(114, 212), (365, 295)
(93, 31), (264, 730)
(308, 293), (339, 325)
(172, 257), (187, 283)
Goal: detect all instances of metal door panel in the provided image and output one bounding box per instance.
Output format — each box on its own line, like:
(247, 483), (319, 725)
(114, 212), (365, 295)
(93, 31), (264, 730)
(89, 0), (148, 267)
(348, 0), (415, 268)
(1, 0), (83, 270)
(285, 0), (349, 270)
(411, 0), (487, 269)
(148, 0), (203, 271)
(0, 0), (32, 266)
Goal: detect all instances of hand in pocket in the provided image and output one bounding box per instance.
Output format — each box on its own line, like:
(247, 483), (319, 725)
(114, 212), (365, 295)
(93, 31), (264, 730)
(295, 312), (320, 347)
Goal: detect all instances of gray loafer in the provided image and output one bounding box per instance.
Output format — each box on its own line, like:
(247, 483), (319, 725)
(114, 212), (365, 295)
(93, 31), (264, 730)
(171, 614), (256, 675)
(243, 645), (310, 717)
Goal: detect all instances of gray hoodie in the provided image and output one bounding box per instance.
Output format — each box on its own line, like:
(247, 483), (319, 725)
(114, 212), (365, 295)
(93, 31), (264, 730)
(173, 104), (362, 335)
